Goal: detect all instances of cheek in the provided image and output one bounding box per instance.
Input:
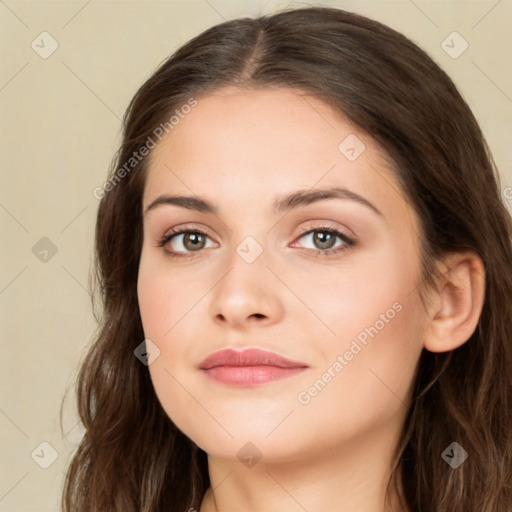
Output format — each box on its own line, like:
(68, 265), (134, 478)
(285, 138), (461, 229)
(137, 251), (214, 439)
(292, 242), (424, 433)
(137, 251), (205, 340)
(281, 298), (425, 461)
(292, 235), (420, 346)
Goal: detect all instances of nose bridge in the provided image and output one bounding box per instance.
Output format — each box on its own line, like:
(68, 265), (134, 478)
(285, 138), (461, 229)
(209, 229), (283, 328)
(234, 233), (266, 266)
(221, 208), (272, 272)
(221, 231), (270, 301)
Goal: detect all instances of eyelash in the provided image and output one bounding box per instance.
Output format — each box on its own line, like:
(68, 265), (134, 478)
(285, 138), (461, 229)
(155, 224), (357, 260)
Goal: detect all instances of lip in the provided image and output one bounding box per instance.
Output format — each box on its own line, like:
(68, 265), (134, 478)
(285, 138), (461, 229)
(199, 348), (308, 386)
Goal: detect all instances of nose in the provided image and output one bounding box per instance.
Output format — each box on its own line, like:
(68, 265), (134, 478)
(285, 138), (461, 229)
(209, 244), (285, 331)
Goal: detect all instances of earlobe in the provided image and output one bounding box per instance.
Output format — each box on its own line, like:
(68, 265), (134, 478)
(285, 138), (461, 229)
(423, 252), (486, 353)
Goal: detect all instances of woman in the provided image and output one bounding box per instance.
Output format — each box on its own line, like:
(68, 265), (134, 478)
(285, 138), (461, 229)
(63, 6), (512, 512)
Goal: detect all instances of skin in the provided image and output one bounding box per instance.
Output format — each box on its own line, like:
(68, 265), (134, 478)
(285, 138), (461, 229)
(137, 87), (485, 512)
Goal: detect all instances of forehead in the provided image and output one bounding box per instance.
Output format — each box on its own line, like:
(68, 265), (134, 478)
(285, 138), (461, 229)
(148, 87), (372, 174)
(143, 87), (411, 223)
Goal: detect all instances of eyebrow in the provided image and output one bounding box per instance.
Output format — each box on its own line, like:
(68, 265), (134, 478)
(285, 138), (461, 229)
(143, 186), (383, 217)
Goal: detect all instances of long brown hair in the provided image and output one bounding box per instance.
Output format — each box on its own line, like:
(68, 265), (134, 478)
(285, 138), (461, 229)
(62, 6), (512, 511)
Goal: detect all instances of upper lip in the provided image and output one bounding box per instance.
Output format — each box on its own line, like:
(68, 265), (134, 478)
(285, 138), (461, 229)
(199, 348), (308, 370)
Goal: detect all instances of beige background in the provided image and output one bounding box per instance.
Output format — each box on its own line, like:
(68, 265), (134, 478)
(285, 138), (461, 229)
(0, 0), (511, 510)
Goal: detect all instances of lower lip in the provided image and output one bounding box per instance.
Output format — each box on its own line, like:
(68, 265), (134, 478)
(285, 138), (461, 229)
(202, 365), (307, 386)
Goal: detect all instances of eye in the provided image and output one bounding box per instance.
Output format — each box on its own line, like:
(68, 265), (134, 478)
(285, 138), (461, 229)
(291, 226), (356, 257)
(156, 224), (357, 259)
(156, 226), (217, 258)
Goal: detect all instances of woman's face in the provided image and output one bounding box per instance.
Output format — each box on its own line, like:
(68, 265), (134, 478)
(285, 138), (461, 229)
(137, 87), (428, 463)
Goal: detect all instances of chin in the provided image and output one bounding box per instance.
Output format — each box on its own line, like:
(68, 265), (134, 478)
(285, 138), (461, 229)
(192, 434), (309, 466)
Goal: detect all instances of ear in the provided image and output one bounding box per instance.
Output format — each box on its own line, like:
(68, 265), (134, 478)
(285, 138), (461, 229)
(423, 251), (486, 353)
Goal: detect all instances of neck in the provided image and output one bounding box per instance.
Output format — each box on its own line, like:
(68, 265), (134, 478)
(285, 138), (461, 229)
(199, 423), (408, 512)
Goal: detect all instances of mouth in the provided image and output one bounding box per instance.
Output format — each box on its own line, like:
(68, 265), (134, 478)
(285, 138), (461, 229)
(199, 348), (308, 386)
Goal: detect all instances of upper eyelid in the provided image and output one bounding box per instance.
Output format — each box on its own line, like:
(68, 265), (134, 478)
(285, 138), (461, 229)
(165, 222), (347, 235)
(296, 223), (348, 235)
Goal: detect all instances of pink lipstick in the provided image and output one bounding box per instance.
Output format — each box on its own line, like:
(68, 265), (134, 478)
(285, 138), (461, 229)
(199, 348), (308, 386)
